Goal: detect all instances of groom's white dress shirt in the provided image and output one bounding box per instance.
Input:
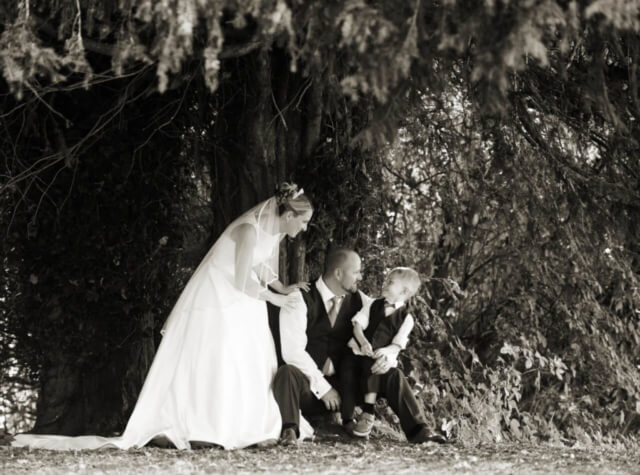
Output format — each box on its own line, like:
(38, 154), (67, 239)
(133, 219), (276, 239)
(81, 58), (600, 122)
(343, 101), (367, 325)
(279, 277), (373, 399)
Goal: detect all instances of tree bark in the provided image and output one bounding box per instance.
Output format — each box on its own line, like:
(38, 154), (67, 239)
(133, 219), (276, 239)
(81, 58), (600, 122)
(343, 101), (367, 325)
(33, 362), (81, 435)
(214, 48), (324, 282)
(27, 46), (325, 435)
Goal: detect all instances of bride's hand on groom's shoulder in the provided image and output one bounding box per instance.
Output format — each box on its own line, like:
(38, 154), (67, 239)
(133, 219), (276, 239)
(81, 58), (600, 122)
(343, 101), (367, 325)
(281, 281), (310, 294)
(268, 290), (304, 312)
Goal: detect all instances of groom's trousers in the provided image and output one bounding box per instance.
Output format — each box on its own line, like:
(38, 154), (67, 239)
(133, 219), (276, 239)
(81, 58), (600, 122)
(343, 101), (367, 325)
(272, 364), (336, 434)
(273, 363), (427, 439)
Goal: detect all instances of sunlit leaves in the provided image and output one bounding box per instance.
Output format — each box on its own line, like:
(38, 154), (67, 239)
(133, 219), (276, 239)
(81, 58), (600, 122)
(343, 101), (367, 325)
(585, 0), (640, 31)
(0, 19), (65, 98)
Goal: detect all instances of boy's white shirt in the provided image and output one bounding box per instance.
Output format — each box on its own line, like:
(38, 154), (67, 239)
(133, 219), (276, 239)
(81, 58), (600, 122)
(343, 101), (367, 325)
(348, 300), (415, 355)
(279, 277), (374, 399)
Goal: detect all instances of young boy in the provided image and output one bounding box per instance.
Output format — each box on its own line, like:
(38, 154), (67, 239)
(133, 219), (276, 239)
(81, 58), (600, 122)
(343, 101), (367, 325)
(340, 267), (421, 438)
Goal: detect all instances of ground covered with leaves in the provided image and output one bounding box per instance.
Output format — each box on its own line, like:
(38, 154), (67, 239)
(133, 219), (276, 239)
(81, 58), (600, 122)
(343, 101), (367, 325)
(3, 430), (638, 474)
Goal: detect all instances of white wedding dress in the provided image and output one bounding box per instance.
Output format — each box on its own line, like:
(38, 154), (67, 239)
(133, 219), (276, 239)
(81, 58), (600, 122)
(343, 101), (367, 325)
(12, 202), (311, 450)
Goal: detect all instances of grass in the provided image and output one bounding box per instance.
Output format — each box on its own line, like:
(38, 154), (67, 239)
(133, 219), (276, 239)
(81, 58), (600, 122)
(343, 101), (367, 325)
(2, 427), (639, 474)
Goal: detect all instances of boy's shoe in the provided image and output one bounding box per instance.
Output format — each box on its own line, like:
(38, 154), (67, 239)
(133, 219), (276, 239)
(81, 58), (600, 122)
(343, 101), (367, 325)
(352, 412), (375, 438)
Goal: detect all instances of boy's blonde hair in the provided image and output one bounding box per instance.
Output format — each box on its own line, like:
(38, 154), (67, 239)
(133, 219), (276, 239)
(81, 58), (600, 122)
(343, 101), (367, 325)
(387, 267), (421, 295)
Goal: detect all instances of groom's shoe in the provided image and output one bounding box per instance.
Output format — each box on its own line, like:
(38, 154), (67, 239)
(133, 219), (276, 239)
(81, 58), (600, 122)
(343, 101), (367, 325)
(409, 425), (447, 445)
(279, 428), (298, 447)
(343, 420), (356, 437)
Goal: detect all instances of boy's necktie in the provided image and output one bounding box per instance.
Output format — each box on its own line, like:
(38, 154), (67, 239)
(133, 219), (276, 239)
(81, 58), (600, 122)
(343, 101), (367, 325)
(384, 301), (396, 316)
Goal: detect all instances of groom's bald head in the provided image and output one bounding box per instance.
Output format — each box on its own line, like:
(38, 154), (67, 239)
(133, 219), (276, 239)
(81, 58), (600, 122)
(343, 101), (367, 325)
(324, 248), (356, 273)
(323, 248), (362, 294)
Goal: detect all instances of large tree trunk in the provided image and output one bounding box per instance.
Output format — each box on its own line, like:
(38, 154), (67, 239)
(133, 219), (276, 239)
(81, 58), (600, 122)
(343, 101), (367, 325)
(34, 355), (129, 435)
(16, 78), (191, 435)
(32, 361), (81, 435)
(214, 48), (325, 282)
(22, 46), (327, 435)
(211, 50), (276, 234)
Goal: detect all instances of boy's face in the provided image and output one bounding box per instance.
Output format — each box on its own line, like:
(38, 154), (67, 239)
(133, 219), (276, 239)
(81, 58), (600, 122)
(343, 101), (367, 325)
(381, 274), (412, 304)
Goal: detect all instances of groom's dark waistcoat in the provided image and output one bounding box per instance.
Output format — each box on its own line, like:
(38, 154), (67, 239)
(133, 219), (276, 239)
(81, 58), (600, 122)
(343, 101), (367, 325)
(302, 283), (363, 370)
(268, 281), (363, 368)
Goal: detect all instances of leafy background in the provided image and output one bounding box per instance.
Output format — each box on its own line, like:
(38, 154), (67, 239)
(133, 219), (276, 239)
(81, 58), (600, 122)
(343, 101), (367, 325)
(1, 0), (639, 446)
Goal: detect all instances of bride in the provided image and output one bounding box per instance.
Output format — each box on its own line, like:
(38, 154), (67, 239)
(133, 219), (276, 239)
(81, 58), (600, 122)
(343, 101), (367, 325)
(12, 183), (313, 450)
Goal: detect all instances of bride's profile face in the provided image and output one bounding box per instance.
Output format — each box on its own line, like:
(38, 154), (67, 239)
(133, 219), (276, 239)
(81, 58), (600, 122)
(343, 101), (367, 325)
(283, 209), (313, 237)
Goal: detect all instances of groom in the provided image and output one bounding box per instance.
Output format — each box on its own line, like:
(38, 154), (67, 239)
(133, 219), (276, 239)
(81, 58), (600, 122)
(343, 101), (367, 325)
(269, 248), (445, 445)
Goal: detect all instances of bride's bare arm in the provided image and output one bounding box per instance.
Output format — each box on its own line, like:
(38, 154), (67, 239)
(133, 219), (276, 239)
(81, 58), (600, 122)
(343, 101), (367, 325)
(230, 224), (298, 308)
(269, 280), (311, 294)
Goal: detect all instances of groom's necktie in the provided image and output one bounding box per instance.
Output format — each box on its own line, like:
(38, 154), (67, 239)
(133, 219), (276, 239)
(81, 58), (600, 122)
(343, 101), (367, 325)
(327, 295), (342, 327)
(322, 295), (342, 376)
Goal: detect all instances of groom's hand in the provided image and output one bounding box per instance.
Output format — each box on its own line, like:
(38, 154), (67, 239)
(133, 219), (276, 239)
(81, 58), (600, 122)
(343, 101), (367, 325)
(371, 344), (401, 374)
(321, 388), (341, 412)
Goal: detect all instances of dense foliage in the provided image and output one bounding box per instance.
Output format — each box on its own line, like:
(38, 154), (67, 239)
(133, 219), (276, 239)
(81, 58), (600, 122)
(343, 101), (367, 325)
(380, 87), (640, 443)
(1, 0), (639, 443)
(0, 80), (216, 433)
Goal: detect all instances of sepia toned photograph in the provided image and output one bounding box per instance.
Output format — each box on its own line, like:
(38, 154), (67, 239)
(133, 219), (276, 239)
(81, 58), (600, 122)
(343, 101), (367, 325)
(1, 1), (639, 473)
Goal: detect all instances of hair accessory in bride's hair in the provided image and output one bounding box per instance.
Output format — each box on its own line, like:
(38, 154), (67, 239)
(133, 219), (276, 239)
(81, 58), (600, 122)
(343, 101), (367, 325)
(275, 182), (302, 205)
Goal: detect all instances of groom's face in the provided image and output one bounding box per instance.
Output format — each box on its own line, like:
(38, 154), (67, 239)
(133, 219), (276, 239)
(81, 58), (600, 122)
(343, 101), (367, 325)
(339, 254), (363, 294)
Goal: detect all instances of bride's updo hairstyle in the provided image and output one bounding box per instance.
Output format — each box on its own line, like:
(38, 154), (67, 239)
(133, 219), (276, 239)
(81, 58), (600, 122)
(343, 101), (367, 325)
(275, 182), (313, 216)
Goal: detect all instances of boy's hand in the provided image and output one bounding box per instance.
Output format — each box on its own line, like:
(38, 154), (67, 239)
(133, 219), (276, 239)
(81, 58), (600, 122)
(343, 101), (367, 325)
(373, 344), (401, 360)
(360, 341), (374, 357)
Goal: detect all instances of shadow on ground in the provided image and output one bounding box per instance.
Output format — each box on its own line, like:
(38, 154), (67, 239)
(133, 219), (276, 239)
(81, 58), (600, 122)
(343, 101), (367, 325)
(2, 424), (638, 474)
